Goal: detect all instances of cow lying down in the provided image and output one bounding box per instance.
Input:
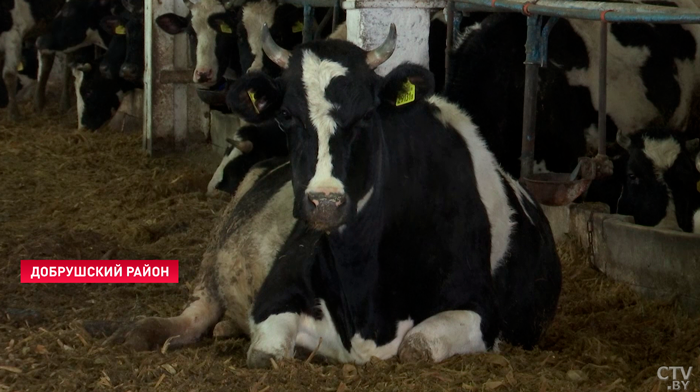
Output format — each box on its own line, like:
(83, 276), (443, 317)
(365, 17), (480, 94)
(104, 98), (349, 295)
(105, 25), (563, 366)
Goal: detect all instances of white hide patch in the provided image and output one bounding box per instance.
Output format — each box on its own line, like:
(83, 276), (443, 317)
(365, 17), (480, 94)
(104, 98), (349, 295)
(301, 50), (348, 195)
(72, 68), (86, 130)
(564, 20), (658, 134)
(207, 147), (243, 195)
(190, 0), (226, 86)
(693, 209), (700, 234)
(400, 310), (487, 362)
(427, 96), (515, 273)
(498, 167), (536, 226)
(241, 0), (277, 72)
(1, 0), (34, 76)
(248, 313), (299, 360)
(533, 160), (551, 174)
(643, 137), (681, 175)
(454, 23), (481, 50)
(64, 28), (107, 52)
(296, 300), (414, 363)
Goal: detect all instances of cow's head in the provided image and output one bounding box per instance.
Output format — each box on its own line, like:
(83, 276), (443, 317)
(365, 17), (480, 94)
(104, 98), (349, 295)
(36, 0), (118, 52)
(99, 13), (128, 79)
(155, 0), (238, 87)
(616, 130), (700, 232)
(72, 58), (123, 131)
(208, 1), (305, 77)
(207, 121), (289, 195)
(227, 25), (433, 231)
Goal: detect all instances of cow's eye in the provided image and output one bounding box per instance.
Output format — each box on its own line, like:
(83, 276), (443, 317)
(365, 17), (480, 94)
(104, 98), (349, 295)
(362, 110), (373, 123)
(628, 172), (638, 182)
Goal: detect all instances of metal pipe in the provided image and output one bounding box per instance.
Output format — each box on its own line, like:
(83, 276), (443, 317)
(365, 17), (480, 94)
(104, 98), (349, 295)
(316, 7), (334, 39)
(453, 10), (462, 43)
(597, 20), (608, 157)
(332, 0), (340, 32)
(520, 15), (542, 180)
(303, 4), (314, 43)
(454, 0), (700, 24)
(445, 1), (455, 91)
(143, 0), (153, 155)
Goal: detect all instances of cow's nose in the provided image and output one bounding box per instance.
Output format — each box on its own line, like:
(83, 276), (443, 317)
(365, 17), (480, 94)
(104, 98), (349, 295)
(194, 69), (212, 84)
(119, 63), (139, 81)
(304, 191), (350, 231)
(100, 63), (113, 79)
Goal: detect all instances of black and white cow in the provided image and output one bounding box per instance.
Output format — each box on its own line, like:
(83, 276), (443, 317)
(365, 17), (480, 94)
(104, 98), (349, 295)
(444, 8), (700, 232)
(207, 121), (289, 194)
(446, 9), (700, 178)
(70, 45), (138, 131)
(0, 40), (39, 108)
(155, 0), (240, 88)
(0, 0), (65, 120)
(586, 129), (700, 233)
(227, 26), (561, 366)
(34, 0), (123, 113)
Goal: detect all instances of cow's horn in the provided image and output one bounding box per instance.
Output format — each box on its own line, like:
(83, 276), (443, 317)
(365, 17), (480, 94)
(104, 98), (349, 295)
(261, 24), (290, 69)
(365, 24), (397, 69)
(616, 131), (631, 150)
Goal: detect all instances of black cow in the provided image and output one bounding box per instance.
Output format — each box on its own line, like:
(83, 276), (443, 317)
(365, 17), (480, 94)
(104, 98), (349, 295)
(226, 26), (561, 366)
(0, 0), (65, 120)
(99, 2), (144, 84)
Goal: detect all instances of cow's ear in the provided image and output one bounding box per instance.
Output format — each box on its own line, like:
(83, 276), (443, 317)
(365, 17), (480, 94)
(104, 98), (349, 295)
(100, 16), (126, 36)
(227, 72), (283, 123)
(207, 13), (235, 34)
(380, 63), (435, 107)
(156, 13), (188, 35)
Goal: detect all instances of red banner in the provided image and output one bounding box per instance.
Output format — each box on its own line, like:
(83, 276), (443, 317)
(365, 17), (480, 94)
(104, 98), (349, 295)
(20, 260), (179, 283)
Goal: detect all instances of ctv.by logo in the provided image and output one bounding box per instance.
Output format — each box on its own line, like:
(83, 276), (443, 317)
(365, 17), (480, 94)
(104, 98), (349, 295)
(658, 366), (693, 390)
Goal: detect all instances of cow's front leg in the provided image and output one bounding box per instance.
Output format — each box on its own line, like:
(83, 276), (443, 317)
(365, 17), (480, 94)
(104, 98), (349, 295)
(398, 310), (491, 363)
(247, 313), (299, 368)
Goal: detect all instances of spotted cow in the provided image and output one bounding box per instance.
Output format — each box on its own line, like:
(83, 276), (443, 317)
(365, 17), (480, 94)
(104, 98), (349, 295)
(0, 0), (65, 120)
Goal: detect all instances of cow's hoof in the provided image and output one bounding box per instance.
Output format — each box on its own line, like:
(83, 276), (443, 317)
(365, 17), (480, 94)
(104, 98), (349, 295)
(247, 349), (279, 369)
(398, 334), (433, 363)
(103, 317), (174, 351)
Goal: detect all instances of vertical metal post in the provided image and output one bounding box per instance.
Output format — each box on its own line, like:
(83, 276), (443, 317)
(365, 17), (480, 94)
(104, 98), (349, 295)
(520, 15), (542, 180)
(303, 4), (314, 43)
(453, 10), (462, 43)
(597, 20), (608, 157)
(143, 0), (153, 155)
(445, 1), (455, 90)
(332, 0), (340, 32)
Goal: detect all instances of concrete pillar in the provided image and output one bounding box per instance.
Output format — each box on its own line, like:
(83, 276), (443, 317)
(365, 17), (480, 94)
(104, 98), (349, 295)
(343, 1), (446, 76)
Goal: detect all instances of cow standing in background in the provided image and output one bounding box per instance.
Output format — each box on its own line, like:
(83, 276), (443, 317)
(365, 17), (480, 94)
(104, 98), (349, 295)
(444, 7), (700, 232)
(34, 0), (123, 114)
(0, 0), (64, 120)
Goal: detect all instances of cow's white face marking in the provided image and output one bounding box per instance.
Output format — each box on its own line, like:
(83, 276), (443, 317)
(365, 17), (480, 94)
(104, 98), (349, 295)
(72, 68), (86, 130)
(207, 147), (243, 195)
(301, 50), (348, 196)
(643, 137), (681, 178)
(241, 0), (277, 72)
(399, 310), (487, 362)
(428, 95), (515, 273)
(190, 0), (225, 86)
(533, 160), (550, 174)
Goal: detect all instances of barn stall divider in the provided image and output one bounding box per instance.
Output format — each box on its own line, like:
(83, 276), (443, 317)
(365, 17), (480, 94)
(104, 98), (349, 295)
(143, 0), (700, 312)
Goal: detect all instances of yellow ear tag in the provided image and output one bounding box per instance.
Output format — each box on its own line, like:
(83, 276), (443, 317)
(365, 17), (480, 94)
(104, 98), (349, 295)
(247, 89), (260, 114)
(115, 25), (126, 35)
(16, 62), (24, 72)
(219, 22), (232, 34)
(395, 79), (416, 107)
(292, 21), (304, 33)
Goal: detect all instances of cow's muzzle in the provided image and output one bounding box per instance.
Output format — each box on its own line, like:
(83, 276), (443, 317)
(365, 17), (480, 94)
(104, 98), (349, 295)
(304, 191), (350, 232)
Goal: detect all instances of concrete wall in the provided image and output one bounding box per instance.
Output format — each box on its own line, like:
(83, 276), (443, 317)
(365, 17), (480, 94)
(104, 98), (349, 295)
(543, 203), (700, 314)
